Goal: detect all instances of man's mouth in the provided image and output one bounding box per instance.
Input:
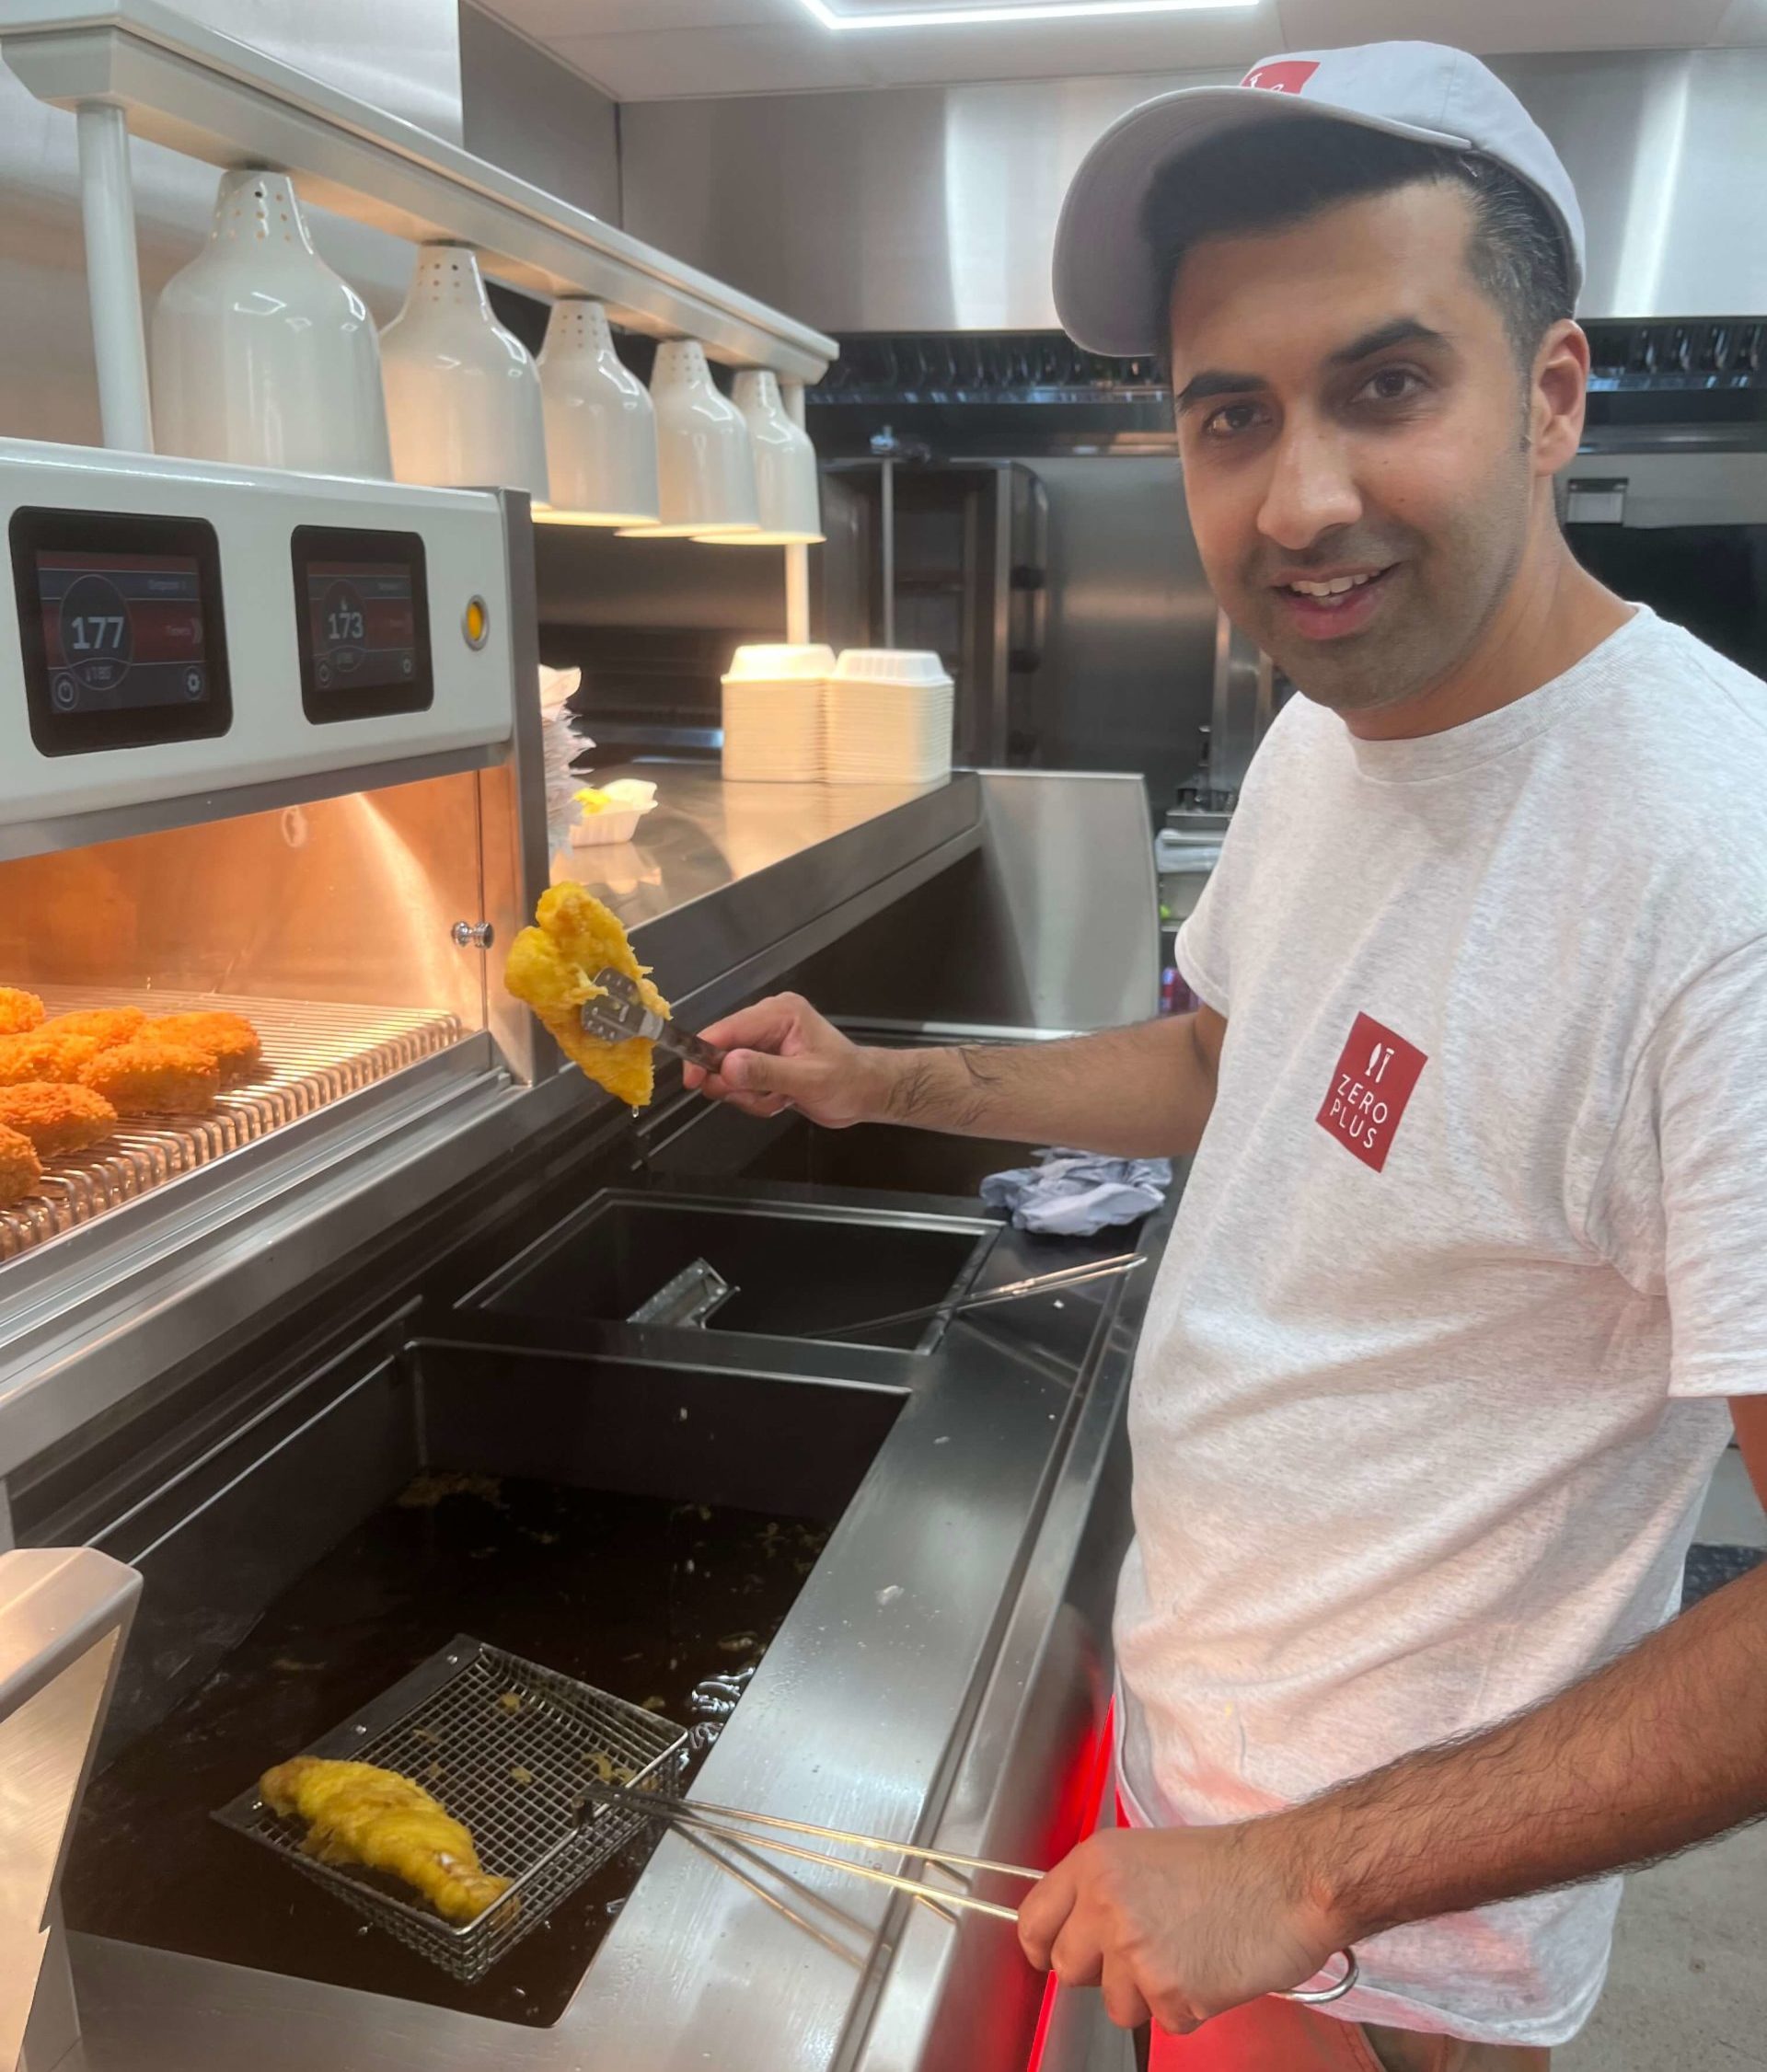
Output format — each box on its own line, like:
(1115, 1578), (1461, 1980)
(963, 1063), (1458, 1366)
(1268, 563), (1398, 636)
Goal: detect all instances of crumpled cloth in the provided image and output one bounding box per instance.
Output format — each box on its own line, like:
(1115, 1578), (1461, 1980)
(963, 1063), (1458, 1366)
(980, 1146), (1172, 1236)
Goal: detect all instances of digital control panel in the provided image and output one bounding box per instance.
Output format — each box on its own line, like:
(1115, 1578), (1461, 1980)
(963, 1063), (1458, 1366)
(10, 508), (231, 755)
(292, 525), (433, 724)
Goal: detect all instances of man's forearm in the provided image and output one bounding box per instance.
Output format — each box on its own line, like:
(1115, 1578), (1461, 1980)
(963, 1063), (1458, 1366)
(1277, 1560), (1767, 1950)
(872, 1015), (1218, 1159)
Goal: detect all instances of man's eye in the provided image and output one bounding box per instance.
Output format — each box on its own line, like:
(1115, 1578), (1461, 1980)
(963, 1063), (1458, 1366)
(1358, 366), (1426, 404)
(1200, 401), (1265, 439)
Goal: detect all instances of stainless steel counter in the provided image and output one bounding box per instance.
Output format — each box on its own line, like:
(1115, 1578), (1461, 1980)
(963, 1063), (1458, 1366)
(61, 1176), (1173, 2072)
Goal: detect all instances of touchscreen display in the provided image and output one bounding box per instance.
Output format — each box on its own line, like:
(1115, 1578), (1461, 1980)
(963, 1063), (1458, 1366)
(37, 550), (209, 713)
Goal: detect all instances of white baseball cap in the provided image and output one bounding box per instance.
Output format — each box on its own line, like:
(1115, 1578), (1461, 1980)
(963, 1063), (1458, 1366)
(1052, 40), (1585, 358)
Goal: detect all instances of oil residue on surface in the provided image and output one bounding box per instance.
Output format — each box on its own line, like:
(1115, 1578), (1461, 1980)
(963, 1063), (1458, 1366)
(64, 1477), (827, 2027)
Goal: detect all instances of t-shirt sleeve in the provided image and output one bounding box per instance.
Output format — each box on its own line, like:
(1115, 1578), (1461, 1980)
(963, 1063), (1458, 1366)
(1173, 866), (1231, 1017)
(1616, 938), (1767, 1399)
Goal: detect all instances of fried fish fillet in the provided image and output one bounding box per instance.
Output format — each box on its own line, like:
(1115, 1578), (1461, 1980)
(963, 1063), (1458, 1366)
(0, 1031), (101, 1088)
(504, 882), (670, 1108)
(0, 1122), (40, 1208)
(80, 1039), (218, 1116)
(149, 1010), (263, 1086)
(259, 1757), (513, 1926)
(0, 1083), (118, 1157)
(42, 1007), (146, 1050)
(0, 988), (44, 1037)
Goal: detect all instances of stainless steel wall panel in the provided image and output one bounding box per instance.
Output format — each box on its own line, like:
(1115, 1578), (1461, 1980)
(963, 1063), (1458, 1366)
(459, 3), (621, 225)
(620, 50), (1767, 332)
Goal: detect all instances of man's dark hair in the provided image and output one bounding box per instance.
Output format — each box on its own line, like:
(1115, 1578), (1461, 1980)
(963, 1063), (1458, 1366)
(1143, 120), (1574, 369)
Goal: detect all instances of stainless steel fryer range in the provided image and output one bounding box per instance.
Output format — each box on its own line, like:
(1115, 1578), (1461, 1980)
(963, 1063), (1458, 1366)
(466, 1186), (1002, 1354)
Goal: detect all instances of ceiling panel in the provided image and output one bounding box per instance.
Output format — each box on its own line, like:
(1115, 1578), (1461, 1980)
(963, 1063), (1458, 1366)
(1276, 0), (1733, 54)
(479, 0), (797, 39)
(852, 6), (1276, 84)
(1714, 0), (1767, 41)
(549, 24), (880, 94)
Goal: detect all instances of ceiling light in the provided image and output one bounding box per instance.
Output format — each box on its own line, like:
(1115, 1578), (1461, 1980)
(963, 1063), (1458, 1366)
(794, 0), (1256, 29)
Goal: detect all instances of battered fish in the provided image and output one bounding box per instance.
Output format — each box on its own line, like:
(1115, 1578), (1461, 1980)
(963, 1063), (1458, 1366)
(0, 1031), (101, 1088)
(0, 1122), (41, 1208)
(150, 1010), (263, 1086)
(0, 1083), (117, 1157)
(504, 882), (670, 1108)
(259, 1757), (513, 1926)
(81, 1039), (218, 1116)
(0, 987), (44, 1037)
(42, 1007), (146, 1050)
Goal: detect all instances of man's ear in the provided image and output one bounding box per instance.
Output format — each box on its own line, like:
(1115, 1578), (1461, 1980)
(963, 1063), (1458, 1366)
(1530, 318), (1588, 473)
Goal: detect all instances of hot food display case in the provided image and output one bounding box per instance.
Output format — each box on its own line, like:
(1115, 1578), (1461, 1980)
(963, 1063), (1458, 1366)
(0, 440), (1168, 2072)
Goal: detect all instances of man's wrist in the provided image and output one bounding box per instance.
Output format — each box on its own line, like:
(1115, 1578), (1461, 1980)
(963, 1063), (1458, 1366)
(1251, 1801), (1368, 1958)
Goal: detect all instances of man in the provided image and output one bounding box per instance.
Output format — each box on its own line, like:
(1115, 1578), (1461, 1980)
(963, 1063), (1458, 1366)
(686, 42), (1767, 2072)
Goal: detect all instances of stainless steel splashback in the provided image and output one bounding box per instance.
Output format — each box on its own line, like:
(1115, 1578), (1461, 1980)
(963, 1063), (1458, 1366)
(621, 47), (1767, 331)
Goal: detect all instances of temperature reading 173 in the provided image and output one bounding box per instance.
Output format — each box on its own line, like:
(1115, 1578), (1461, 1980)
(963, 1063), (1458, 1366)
(318, 577), (367, 675)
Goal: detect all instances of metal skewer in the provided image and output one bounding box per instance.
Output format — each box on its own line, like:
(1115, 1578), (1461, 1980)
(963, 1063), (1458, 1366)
(583, 1779), (1035, 1921)
(815, 1252), (1147, 1340)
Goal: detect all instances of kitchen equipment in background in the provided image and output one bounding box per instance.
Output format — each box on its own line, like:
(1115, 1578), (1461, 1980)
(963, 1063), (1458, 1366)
(380, 243), (549, 503)
(623, 340), (758, 539)
(721, 641), (833, 781)
(536, 299), (660, 530)
(823, 456), (1046, 768)
(1560, 436), (1767, 680)
(826, 649), (953, 786)
(150, 169), (391, 478)
(707, 371), (823, 546)
(0, 1547), (141, 2072)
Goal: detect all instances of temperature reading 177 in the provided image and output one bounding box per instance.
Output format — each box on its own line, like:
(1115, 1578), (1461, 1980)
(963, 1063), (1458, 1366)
(68, 613), (126, 654)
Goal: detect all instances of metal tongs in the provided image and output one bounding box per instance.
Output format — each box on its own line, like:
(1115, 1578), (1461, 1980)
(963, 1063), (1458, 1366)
(580, 967), (726, 1075)
(583, 1779), (1360, 2004)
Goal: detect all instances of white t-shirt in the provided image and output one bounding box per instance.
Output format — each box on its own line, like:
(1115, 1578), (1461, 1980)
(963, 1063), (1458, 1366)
(1115, 606), (1767, 2046)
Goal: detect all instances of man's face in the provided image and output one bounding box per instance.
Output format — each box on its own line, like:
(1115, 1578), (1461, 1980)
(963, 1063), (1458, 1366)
(1169, 180), (1542, 718)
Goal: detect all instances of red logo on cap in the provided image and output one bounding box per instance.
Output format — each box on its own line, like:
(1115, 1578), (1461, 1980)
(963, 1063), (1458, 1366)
(1241, 59), (1321, 94)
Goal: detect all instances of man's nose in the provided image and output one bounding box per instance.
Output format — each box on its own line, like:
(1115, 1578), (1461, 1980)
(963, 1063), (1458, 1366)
(1255, 422), (1363, 553)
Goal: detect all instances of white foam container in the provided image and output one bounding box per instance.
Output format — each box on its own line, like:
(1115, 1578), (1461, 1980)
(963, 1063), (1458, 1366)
(722, 642), (835, 782)
(826, 650), (954, 785)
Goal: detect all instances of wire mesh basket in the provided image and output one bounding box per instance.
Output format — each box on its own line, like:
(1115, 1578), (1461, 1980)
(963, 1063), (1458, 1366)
(213, 1635), (689, 1983)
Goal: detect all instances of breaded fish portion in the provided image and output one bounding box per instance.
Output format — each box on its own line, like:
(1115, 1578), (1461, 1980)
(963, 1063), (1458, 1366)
(81, 1039), (218, 1116)
(150, 1010), (263, 1086)
(0, 1031), (101, 1088)
(0, 1083), (118, 1157)
(260, 1757), (513, 1926)
(0, 1122), (41, 1208)
(43, 1007), (147, 1050)
(504, 882), (670, 1108)
(0, 988), (45, 1037)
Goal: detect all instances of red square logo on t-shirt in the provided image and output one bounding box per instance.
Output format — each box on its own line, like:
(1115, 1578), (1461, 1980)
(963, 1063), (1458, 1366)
(1241, 59), (1321, 94)
(1315, 1013), (1427, 1173)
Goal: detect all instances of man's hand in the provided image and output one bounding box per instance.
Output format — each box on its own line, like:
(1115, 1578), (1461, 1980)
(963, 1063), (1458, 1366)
(685, 993), (897, 1128)
(1017, 1824), (1340, 2034)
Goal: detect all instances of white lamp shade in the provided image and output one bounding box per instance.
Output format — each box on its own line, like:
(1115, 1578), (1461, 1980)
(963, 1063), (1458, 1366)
(536, 299), (659, 527)
(150, 169), (391, 478)
(699, 370), (824, 545)
(621, 340), (757, 538)
(378, 243), (549, 502)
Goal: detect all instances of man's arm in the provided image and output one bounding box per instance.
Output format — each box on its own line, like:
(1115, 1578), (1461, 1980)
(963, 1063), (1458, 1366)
(685, 993), (1226, 1160)
(1730, 1396), (1767, 1513)
(1019, 1558), (1767, 2033)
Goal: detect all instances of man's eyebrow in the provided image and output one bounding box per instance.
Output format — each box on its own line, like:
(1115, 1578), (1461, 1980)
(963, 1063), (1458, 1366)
(1172, 368), (1266, 415)
(1326, 317), (1451, 366)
